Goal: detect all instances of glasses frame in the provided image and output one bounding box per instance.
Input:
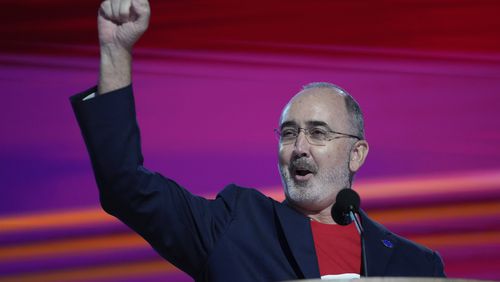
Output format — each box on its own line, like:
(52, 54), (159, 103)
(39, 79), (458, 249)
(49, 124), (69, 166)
(274, 127), (361, 146)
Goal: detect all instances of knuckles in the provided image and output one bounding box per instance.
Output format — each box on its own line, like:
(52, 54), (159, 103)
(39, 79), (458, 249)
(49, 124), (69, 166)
(99, 0), (150, 23)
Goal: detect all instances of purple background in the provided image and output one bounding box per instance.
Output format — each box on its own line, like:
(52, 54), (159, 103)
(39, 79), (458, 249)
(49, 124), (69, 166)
(1, 1), (500, 281)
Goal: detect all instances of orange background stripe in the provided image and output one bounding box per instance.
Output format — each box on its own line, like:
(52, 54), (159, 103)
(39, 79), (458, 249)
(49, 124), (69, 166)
(0, 260), (176, 282)
(1, 170), (499, 233)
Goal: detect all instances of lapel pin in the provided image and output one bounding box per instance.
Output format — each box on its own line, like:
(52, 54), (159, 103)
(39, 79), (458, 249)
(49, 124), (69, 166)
(382, 239), (393, 248)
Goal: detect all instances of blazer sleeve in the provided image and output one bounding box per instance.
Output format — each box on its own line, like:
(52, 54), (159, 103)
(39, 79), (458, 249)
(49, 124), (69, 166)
(70, 85), (234, 277)
(432, 251), (446, 277)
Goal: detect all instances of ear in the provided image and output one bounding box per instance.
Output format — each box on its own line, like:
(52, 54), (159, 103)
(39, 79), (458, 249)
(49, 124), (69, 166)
(349, 140), (369, 173)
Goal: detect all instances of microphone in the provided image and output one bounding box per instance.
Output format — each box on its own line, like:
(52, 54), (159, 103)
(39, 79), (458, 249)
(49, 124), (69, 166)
(331, 188), (368, 277)
(331, 188), (360, 226)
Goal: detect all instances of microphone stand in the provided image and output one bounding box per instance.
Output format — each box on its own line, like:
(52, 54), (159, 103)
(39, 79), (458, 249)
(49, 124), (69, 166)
(349, 210), (368, 277)
(333, 189), (369, 277)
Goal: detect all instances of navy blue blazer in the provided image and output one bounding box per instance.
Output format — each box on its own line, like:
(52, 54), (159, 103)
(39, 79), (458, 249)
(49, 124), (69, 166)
(71, 85), (445, 282)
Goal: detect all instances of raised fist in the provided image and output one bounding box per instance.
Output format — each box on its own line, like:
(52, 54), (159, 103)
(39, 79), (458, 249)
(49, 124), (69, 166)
(98, 0), (150, 51)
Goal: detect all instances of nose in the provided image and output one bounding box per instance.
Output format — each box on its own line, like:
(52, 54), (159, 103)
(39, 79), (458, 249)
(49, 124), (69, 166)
(293, 129), (310, 158)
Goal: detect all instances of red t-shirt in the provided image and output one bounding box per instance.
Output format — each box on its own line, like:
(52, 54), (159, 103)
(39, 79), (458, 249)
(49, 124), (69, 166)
(310, 220), (361, 277)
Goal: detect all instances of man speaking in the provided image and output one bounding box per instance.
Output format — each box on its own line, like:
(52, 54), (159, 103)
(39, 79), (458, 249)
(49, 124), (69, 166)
(71, 0), (446, 280)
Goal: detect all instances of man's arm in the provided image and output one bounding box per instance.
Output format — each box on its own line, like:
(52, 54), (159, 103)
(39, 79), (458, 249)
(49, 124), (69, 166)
(97, 0), (150, 94)
(71, 85), (234, 277)
(432, 251), (446, 277)
(71, 1), (234, 277)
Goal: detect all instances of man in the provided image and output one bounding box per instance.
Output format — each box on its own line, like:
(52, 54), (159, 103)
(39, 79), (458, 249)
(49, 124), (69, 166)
(71, 0), (446, 281)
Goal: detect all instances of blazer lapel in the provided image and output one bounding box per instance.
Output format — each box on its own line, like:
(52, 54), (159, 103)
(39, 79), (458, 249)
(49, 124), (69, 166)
(360, 210), (396, 276)
(273, 204), (395, 278)
(274, 201), (320, 279)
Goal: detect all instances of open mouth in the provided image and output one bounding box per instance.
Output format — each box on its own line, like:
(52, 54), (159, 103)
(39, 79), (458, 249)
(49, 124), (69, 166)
(290, 159), (317, 181)
(293, 168), (314, 181)
(295, 169), (312, 176)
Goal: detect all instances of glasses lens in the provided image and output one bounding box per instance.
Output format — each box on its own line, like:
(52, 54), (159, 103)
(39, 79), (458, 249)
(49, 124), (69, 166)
(275, 128), (326, 146)
(275, 128), (293, 144)
(305, 135), (324, 146)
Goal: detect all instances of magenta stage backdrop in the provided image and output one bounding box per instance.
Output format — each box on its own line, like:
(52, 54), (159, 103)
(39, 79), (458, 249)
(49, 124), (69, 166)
(1, 1), (500, 281)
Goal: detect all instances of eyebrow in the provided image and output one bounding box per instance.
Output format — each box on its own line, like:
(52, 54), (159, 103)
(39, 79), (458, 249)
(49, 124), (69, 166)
(279, 121), (297, 129)
(279, 120), (332, 130)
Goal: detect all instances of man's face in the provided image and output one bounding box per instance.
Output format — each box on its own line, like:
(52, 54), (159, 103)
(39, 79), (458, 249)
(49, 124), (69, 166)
(278, 88), (355, 212)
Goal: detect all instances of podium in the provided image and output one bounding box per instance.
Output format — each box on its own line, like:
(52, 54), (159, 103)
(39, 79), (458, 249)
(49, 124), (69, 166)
(286, 278), (499, 282)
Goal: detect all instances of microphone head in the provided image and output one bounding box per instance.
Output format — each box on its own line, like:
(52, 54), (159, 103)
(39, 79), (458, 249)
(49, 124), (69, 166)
(331, 188), (361, 225)
(336, 188), (360, 212)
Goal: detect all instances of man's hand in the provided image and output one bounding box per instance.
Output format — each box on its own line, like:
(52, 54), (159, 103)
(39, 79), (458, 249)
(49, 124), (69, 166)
(97, 0), (150, 94)
(98, 0), (150, 52)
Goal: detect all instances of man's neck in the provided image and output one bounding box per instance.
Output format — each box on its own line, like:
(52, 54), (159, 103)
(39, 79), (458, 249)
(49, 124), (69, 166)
(293, 204), (337, 224)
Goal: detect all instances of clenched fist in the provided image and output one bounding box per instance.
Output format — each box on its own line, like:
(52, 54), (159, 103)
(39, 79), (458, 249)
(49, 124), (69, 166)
(98, 0), (150, 51)
(97, 0), (150, 94)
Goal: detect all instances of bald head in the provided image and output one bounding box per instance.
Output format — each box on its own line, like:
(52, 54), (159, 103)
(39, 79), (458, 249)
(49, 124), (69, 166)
(280, 82), (365, 140)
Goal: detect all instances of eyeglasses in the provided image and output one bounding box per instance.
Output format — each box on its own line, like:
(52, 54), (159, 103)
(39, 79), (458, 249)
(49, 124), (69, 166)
(274, 127), (361, 146)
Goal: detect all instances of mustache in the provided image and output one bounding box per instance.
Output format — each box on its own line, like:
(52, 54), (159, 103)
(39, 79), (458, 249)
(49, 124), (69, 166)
(290, 158), (318, 173)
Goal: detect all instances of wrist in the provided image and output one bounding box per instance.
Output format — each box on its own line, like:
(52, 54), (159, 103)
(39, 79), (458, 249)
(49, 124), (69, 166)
(100, 44), (132, 66)
(98, 45), (132, 95)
